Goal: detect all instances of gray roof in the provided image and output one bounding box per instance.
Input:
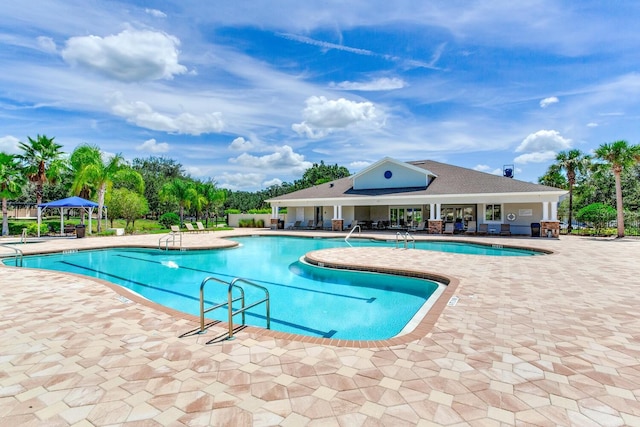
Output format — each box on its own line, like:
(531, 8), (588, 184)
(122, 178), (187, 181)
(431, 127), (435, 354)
(268, 159), (564, 202)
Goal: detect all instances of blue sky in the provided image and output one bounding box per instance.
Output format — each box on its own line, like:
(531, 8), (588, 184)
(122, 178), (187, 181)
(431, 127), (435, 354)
(1, 1), (639, 191)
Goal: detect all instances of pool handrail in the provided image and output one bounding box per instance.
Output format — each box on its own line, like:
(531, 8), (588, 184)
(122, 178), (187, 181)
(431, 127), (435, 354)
(158, 229), (182, 250)
(199, 276), (271, 340)
(344, 224), (361, 247)
(0, 244), (24, 267)
(395, 231), (415, 249)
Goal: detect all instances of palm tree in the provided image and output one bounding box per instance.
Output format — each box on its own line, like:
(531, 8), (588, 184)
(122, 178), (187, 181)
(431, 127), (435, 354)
(548, 149), (590, 233)
(70, 144), (124, 232)
(161, 178), (197, 226)
(0, 153), (25, 236)
(17, 134), (66, 205)
(594, 140), (640, 238)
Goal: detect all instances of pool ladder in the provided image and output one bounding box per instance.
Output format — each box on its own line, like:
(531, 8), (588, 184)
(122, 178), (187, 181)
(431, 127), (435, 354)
(0, 244), (24, 267)
(158, 230), (182, 250)
(395, 231), (415, 249)
(199, 276), (270, 340)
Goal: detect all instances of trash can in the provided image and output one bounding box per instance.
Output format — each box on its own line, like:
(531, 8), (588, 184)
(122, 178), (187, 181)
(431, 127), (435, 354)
(278, 219), (284, 229)
(530, 222), (541, 237)
(75, 224), (86, 238)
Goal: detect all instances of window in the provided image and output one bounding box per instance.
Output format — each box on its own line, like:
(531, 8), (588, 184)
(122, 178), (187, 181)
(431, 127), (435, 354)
(485, 204), (502, 222)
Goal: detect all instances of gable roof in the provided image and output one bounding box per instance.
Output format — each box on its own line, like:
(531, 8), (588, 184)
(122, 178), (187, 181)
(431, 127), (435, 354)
(267, 159), (565, 202)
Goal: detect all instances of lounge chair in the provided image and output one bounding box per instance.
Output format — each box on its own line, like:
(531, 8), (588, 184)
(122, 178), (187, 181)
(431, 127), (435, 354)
(170, 225), (181, 233)
(465, 220), (477, 235)
(412, 221), (426, 232)
(285, 222), (295, 229)
(476, 223), (488, 235)
(196, 221), (208, 233)
(500, 223), (511, 236)
(305, 220), (315, 229)
(443, 222), (455, 235)
(185, 223), (197, 233)
(454, 221), (464, 233)
(292, 220), (303, 229)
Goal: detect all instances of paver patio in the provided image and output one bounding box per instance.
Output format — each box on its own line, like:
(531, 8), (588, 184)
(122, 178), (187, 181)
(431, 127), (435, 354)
(1, 230), (639, 426)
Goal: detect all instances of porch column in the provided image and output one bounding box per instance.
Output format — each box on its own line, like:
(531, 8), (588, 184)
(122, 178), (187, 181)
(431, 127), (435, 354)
(332, 205), (343, 231)
(428, 203), (443, 234)
(550, 202), (558, 221)
(542, 202), (550, 221)
(270, 206), (279, 229)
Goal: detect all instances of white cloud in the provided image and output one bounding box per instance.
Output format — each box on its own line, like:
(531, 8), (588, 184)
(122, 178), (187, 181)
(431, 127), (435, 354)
(136, 138), (169, 153)
(350, 161), (371, 171)
(36, 36), (57, 53)
(516, 129), (571, 153)
(587, 122), (599, 127)
(262, 177), (283, 187)
(145, 8), (167, 18)
(331, 77), (406, 91)
(229, 145), (312, 173)
(218, 172), (266, 190)
(109, 92), (224, 135)
(292, 96), (382, 139)
(514, 151), (558, 164)
(229, 137), (254, 151)
(61, 29), (187, 82)
(0, 135), (21, 154)
(473, 164), (492, 172)
(539, 96), (559, 108)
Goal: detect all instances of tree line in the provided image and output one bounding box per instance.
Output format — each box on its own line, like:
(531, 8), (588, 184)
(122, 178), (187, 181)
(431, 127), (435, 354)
(0, 135), (350, 235)
(538, 140), (640, 237)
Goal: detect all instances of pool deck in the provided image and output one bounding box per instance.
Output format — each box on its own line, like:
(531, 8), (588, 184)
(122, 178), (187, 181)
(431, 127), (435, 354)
(1, 229), (639, 426)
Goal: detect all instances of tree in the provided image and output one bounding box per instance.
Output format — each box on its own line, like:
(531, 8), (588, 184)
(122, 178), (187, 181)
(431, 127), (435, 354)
(132, 156), (184, 218)
(160, 178), (197, 226)
(576, 203), (616, 235)
(197, 180), (226, 226)
(70, 144), (125, 232)
(594, 140), (640, 238)
(17, 134), (66, 204)
(108, 188), (149, 232)
(0, 153), (25, 236)
(294, 161), (351, 189)
(549, 149), (590, 233)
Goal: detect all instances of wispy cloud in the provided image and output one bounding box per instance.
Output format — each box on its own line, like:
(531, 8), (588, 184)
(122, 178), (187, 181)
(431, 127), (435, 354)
(330, 77), (406, 91)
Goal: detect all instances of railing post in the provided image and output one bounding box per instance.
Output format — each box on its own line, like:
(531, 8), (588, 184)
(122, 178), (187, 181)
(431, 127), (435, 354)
(228, 283), (235, 340)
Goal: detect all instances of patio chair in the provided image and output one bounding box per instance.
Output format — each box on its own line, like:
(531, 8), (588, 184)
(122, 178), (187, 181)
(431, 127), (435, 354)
(185, 223), (198, 233)
(477, 223), (488, 235)
(196, 221), (208, 233)
(465, 220), (477, 235)
(412, 221), (426, 232)
(170, 225), (181, 233)
(443, 222), (455, 235)
(291, 220), (303, 229)
(500, 223), (511, 236)
(305, 220), (315, 229)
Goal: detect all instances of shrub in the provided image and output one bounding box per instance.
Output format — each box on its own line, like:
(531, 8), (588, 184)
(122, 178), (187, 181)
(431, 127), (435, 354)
(26, 223), (49, 236)
(576, 203), (616, 234)
(255, 219), (265, 227)
(225, 209), (241, 214)
(238, 218), (255, 227)
(159, 212), (180, 228)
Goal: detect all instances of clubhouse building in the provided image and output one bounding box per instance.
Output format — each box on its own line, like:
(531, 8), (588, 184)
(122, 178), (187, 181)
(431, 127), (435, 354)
(266, 157), (567, 237)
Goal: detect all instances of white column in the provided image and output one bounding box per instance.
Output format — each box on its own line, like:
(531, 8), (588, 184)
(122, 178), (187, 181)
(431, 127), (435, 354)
(551, 202), (558, 221)
(429, 203), (435, 220)
(333, 205), (338, 219)
(435, 203), (441, 220)
(338, 205), (343, 219)
(542, 202), (550, 221)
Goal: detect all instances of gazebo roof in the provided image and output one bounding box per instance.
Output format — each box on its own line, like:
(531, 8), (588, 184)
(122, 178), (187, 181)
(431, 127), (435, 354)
(38, 196), (98, 208)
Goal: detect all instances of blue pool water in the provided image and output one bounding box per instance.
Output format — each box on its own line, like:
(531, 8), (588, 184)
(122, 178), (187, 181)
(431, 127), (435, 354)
(12, 236), (539, 340)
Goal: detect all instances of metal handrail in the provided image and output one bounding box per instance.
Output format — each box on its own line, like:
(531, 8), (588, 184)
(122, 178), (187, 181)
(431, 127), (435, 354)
(199, 276), (270, 340)
(0, 244), (24, 267)
(228, 278), (270, 339)
(395, 231), (415, 249)
(158, 230), (182, 250)
(20, 228), (27, 244)
(199, 276), (244, 332)
(344, 224), (361, 247)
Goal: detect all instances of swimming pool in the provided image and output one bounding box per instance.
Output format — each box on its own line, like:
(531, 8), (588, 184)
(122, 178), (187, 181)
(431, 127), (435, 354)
(9, 236), (540, 340)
